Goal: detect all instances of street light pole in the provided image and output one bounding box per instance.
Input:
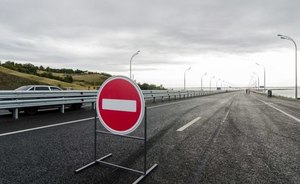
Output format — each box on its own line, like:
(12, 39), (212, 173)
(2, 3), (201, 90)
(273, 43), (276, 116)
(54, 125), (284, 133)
(251, 76), (257, 89)
(201, 73), (207, 90)
(256, 62), (266, 92)
(184, 67), (191, 90)
(210, 76), (215, 91)
(278, 34), (298, 99)
(129, 50), (140, 79)
(253, 79), (257, 88)
(253, 72), (259, 90)
(222, 80), (225, 89)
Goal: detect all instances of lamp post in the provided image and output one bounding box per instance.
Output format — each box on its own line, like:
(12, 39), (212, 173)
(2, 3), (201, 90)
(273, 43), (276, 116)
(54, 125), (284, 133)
(256, 62), (266, 92)
(252, 73), (259, 90)
(129, 50), (140, 79)
(184, 67), (191, 90)
(201, 73), (207, 90)
(210, 76), (215, 91)
(252, 77), (257, 89)
(222, 80), (225, 90)
(251, 76), (256, 89)
(278, 34), (298, 99)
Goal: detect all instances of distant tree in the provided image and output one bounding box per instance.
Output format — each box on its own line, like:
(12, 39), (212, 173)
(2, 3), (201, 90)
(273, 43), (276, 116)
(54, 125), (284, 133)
(1, 61), (37, 75)
(22, 63), (38, 75)
(138, 83), (166, 90)
(46, 67), (51, 72)
(75, 69), (84, 74)
(2, 61), (15, 70)
(100, 72), (112, 77)
(63, 75), (73, 83)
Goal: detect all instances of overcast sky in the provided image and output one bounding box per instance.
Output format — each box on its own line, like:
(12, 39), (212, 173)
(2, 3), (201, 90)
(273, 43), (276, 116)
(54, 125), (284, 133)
(0, 0), (299, 88)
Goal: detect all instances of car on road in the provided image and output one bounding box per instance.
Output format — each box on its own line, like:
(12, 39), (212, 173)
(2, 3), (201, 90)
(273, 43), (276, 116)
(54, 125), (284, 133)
(11, 85), (82, 115)
(15, 85), (63, 91)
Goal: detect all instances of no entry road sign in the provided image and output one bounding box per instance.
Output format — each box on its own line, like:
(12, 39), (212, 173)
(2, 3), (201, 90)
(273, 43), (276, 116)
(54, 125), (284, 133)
(96, 76), (145, 135)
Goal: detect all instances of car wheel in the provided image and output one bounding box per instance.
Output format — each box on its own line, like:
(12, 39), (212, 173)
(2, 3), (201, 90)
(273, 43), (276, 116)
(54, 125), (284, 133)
(71, 103), (82, 110)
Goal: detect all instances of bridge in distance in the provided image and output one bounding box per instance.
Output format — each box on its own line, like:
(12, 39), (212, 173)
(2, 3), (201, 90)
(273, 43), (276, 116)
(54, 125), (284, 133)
(0, 91), (299, 184)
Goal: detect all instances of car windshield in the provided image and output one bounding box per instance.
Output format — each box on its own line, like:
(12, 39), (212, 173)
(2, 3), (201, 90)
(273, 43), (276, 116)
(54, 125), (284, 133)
(15, 86), (32, 91)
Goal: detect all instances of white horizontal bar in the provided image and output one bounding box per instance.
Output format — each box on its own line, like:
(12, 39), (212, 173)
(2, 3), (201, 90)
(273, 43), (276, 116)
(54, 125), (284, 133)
(255, 97), (300, 123)
(0, 117), (94, 137)
(177, 117), (201, 131)
(102, 99), (136, 112)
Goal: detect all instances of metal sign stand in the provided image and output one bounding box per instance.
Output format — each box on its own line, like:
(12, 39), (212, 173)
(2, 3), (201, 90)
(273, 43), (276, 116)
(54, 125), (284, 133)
(75, 107), (158, 184)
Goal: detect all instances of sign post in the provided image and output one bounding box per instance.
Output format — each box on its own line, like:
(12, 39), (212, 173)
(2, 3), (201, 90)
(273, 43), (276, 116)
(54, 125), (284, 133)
(75, 76), (158, 184)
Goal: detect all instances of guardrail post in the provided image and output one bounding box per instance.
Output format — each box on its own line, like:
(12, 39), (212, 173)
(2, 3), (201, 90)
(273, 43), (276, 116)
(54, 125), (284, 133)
(92, 102), (96, 110)
(60, 105), (65, 114)
(13, 108), (19, 119)
(153, 97), (156, 103)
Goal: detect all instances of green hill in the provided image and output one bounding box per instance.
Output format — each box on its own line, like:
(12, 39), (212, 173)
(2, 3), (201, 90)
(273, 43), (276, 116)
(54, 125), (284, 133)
(0, 66), (88, 90)
(48, 72), (110, 88)
(0, 68), (45, 90)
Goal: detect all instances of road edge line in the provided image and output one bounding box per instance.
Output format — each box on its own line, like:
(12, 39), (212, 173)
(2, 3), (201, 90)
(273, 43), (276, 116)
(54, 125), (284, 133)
(0, 117), (94, 137)
(253, 96), (300, 123)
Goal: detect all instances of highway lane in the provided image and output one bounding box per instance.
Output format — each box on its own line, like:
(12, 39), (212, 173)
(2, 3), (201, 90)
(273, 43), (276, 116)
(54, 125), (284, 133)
(0, 92), (299, 183)
(182, 92), (300, 184)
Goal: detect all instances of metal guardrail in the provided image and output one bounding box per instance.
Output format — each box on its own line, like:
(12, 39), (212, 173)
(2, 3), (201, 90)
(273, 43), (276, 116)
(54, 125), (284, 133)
(142, 90), (225, 102)
(0, 90), (228, 119)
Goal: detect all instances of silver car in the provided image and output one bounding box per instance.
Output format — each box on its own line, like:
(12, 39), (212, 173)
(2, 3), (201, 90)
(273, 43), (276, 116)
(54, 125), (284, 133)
(13, 85), (82, 115)
(15, 85), (63, 91)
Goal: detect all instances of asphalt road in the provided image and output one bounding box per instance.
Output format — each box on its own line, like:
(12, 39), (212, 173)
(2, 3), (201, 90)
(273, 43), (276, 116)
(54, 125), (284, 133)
(0, 92), (299, 184)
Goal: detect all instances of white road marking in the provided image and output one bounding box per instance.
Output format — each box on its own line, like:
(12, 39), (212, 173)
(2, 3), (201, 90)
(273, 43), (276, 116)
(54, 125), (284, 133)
(102, 99), (136, 112)
(0, 117), (94, 137)
(254, 97), (300, 123)
(0, 100), (195, 137)
(177, 117), (201, 131)
(148, 101), (190, 109)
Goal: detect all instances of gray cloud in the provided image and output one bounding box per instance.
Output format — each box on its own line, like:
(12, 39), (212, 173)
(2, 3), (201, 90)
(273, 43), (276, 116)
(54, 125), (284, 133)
(0, 0), (299, 73)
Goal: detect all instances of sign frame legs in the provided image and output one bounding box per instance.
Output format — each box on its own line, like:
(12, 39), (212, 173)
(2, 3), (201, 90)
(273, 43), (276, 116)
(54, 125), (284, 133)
(75, 107), (158, 184)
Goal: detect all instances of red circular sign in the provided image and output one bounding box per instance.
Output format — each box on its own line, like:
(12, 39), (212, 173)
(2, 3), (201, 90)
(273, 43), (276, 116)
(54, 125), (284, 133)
(96, 76), (145, 135)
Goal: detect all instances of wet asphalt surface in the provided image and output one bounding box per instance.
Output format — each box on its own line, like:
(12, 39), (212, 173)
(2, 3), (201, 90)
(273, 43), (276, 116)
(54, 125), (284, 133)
(0, 92), (299, 184)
